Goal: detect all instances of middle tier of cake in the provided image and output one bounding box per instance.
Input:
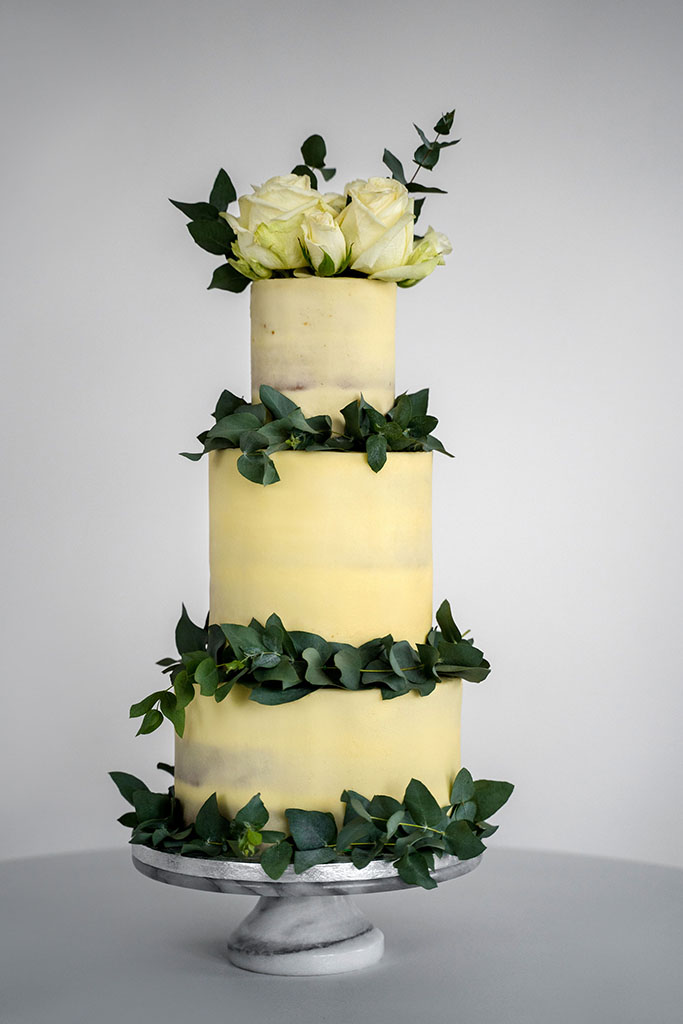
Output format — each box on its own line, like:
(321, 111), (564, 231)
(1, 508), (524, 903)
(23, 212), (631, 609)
(209, 449), (433, 644)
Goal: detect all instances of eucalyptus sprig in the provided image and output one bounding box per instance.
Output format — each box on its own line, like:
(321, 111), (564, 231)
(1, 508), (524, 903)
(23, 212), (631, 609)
(180, 384), (451, 484)
(383, 109), (460, 224)
(129, 600), (490, 738)
(110, 764), (513, 890)
(291, 133), (336, 190)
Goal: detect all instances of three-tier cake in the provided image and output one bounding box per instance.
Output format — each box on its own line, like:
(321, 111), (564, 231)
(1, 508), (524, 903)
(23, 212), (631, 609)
(175, 277), (462, 830)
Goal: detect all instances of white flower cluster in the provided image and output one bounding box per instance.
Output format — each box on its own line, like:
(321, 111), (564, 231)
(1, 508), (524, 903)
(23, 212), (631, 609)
(221, 174), (451, 286)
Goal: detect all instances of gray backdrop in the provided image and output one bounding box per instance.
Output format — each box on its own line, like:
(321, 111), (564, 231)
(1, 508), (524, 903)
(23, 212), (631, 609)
(1, 0), (681, 866)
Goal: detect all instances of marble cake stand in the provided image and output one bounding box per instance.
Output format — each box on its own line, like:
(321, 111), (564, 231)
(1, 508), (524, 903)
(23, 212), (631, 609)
(132, 845), (480, 976)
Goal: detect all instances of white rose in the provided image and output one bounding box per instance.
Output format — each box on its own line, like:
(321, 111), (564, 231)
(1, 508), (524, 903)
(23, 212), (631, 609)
(223, 173), (323, 273)
(301, 209), (348, 275)
(337, 177), (414, 275)
(322, 192), (346, 215)
(369, 226), (453, 285)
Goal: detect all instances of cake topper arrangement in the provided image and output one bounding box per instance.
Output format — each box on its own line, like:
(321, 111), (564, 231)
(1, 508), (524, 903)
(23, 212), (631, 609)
(170, 110), (460, 292)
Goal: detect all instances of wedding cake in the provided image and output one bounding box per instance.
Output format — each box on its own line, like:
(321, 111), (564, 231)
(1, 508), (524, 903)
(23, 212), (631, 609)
(112, 114), (512, 890)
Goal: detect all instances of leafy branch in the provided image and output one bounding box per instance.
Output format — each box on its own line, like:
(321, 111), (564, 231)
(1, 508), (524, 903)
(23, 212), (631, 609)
(291, 133), (336, 190)
(383, 109), (460, 223)
(129, 601), (490, 738)
(110, 765), (513, 890)
(181, 384), (452, 484)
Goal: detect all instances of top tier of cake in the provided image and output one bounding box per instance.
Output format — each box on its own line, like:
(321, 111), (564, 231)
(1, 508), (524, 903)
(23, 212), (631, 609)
(250, 278), (396, 430)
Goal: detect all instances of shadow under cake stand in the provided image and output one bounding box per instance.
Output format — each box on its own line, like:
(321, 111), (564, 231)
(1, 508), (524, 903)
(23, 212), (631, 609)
(132, 845), (481, 976)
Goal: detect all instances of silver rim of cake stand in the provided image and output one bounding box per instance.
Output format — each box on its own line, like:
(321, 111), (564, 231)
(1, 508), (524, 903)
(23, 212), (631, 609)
(131, 844), (481, 896)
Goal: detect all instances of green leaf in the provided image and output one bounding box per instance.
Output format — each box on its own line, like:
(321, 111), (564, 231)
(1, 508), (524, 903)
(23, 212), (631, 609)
(195, 657), (219, 697)
(301, 134), (326, 168)
(208, 410), (263, 443)
(444, 819), (486, 860)
(302, 647), (334, 687)
(336, 818), (377, 852)
(117, 811), (138, 828)
(436, 599), (462, 644)
(383, 149), (406, 184)
(333, 647), (362, 689)
(109, 771), (149, 806)
(405, 182), (447, 195)
(385, 809), (404, 838)
(169, 198), (219, 221)
(395, 851), (437, 890)
(129, 691), (163, 719)
(175, 605), (207, 657)
(254, 657), (300, 688)
(208, 262), (251, 292)
(286, 808), (337, 850)
(187, 218), (235, 256)
(450, 767), (474, 805)
(454, 800), (477, 822)
(413, 143), (440, 171)
(438, 639), (484, 670)
(259, 385), (298, 419)
(156, 762), (175, 777)
(293, 847), (337, 873)
(291, 164), (318, 190)
(289, 631), (331, 660)
(261, 840), (293, 879)
(403, 778), (443, 828)
(434, 110), (455, 135)
(194, 793), (231, 842)
(174, 671), (195, 710)
(413, 197), (425, 224)
(221, 622), (265, 659)
(234, 793), (269, 830)
(136, 708), (163, 736)
(214, 389), (246, 420)
(209, 169), (236, 211)
(472, 780), (514, 821)
(321, 166), (336, 182)
(248, 685), (311, 705)
(366, 433), (387, 473)
(132, 789), (170, 823)
(160, 691), (186, 737)
(237, 451), (280, 485)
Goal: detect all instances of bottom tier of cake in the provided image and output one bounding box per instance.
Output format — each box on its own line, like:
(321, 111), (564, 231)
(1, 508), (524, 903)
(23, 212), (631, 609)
(175, 681), (462, 830)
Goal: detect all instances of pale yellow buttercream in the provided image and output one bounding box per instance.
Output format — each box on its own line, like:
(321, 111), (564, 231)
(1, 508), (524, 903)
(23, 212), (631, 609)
(250, 277), (396, 431)
(209, 450), (433, 643)
(175, 681), (462, 829)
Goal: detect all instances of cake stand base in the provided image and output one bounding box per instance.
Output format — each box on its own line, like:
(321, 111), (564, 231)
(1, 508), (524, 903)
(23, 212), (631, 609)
(132, 845), (481, 976)
(227, 894), (383, 975)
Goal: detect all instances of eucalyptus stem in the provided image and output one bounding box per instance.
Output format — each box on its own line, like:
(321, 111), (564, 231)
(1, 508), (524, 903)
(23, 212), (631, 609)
(408, 129), (444, 185)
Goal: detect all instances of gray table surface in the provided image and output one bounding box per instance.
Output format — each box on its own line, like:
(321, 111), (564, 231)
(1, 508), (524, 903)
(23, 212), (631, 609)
(1, 847), (681, 1024)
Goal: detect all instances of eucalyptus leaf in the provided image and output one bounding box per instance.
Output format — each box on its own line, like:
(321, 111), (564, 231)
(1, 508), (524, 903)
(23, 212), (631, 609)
(261, 840), (293, 879)
(175, 605), (207, 657)
(208, 262), (251, 293)
(109, 771), (149, 806)
(209, 168), (236, 211)
(300, 134), (326, 169)
(286, 809), (337, 851)
(234, 793), (269, 830)
(472, 780), (514, 821)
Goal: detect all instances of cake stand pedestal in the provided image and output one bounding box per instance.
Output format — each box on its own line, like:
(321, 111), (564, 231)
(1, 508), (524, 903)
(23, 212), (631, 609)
(132, 845), (480, 976)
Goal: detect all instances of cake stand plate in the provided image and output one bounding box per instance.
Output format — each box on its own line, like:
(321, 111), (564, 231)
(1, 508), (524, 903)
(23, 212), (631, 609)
(132, 845), (481, 976)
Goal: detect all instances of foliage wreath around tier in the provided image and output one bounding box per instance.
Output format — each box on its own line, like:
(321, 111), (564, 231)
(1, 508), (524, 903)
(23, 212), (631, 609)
(181, 384), (451, 485)
(130, 602), (490, 739)
(170, 108), (459, 293)
(110, 763), (513, 890)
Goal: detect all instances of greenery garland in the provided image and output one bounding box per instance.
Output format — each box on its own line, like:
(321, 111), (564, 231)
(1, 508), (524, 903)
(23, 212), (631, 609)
(130, 602), (490, 738)
(110, 764), (512, 890)
(180, 385), (451, 485)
